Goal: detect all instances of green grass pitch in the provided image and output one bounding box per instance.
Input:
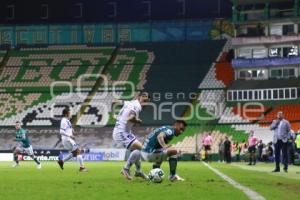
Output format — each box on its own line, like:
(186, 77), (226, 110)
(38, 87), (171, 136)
(0, 161), (300, 200)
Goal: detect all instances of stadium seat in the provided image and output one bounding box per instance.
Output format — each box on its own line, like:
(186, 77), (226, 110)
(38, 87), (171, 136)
(0, 45), (157, 125)
(0, 50), (6, 63)
(198, 90), (226, 115)
(259, 104), (300, 126)
(1, 46), (115, 90)
(232, 124), (273, 143)
(199, 48), (233, 89)
(173, 132), (233, 154)
(0, 93), (51, 121)
(105, 48), (154, 90)
(77, 92), (123, 126)
(218, 107), (250, 123)
(199, 62), (225, 89)
(0, 92), (88, 126)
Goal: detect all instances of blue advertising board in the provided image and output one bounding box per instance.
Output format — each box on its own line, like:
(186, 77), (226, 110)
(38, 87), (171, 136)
(0, 20), (214, 46)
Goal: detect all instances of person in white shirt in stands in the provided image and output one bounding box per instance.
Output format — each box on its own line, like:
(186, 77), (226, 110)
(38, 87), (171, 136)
(112, 92), (150, 180)
(57, 108), (87, 172)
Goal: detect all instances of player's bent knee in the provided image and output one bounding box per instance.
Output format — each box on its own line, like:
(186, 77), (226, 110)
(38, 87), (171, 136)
(14, 150), (20, 154)
(167, 148), (178, 156)
(12, 147), (19, 154)
(72, 149), (80, 157)
(130, 141), (142, 151)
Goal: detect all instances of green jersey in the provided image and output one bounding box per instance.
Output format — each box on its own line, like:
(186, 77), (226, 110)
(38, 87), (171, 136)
(296, 134), (300, 149)
(15, 128), (31, 148)
(142, 126), (176, 153)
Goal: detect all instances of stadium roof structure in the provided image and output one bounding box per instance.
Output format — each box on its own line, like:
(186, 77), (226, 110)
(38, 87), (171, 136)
(231, 0), (294, 5)
(229, 79), (300, 90)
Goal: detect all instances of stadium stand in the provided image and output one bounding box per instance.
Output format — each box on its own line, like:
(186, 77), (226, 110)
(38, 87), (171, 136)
(199, 40), (234, 89)
(141, 41), (226, 92)
(290, 122), (300, 132)
(228, 79), (300, 90)
(0, 45), (156, 126)
(105, 48), (154, 89)
(260, 104), (300, 123)
(172, 97), (249, 147)
(198, 90), (226, 116)
(213, 125), (247, 140)
(232, 124), (272, 143)
(139, 40), (226, 125)
(0, 50), (6, 63)
(173, 134), (198, 154)
(77, 92), (123, 126)
(0, 93), (52, 121)
(234, 105), (270, 121)
(173, 131), (232, 154)
(0, 39), (280, 148)
(0, 41), (226, 127)
(218, 107), (250, 123)
(219, 104), (271, 123)
(1, 46), (115, 91)
(0, 92), (88, 126)
(215, 53), (234, 87)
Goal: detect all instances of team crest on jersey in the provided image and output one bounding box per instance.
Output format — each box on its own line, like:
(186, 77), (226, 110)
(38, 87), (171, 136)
(166, 129), (173, 136)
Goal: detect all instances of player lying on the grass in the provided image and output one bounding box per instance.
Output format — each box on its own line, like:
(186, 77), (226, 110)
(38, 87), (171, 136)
(57, 108), (87, 172)
(12, 121), (41, 169)
(112, 92), (150, 180)
(141, 120), (187, 182)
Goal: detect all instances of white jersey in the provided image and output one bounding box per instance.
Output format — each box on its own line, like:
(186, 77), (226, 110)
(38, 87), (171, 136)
(60, 117), (73, 140)
(114, 100), (142, 133)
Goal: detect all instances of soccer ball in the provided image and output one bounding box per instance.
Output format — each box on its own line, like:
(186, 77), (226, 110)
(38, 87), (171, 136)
(148, 168), (165, 183)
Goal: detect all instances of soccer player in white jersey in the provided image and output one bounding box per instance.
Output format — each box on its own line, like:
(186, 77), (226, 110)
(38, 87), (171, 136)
(112, 92), (150, 180)
(57, 108), (87, 172)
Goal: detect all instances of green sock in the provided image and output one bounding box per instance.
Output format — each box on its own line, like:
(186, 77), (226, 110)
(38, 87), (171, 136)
(14, 154), (19, 164)
(33, 157), (40, 165)
(153, 164), (160, 169)
(169, 157), (177, 176)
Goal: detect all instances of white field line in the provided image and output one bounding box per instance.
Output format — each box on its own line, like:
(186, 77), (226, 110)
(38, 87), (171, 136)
(202, 162), (266, 200)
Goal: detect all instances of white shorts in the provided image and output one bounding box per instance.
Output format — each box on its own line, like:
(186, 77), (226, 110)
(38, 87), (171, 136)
(112, 129), (137, 149)
(62, 138), (79, 152)
(16, 145), (34, 156)
(141, 150), (168, 163)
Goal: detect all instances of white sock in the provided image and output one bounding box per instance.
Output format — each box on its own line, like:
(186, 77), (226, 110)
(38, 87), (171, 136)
(63, 153), (73, 162)
(124, 150), (141, 171)
(77, 155), (84, 168)
(135, 160), (141, 173)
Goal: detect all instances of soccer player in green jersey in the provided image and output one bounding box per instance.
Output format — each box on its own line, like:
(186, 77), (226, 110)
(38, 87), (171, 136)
(12, 121), (41, 169)
(141, 120), (187, 182)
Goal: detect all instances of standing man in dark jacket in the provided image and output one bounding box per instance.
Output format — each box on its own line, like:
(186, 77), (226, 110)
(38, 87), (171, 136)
(270, 111), (291, 173)
(257, 140), (264, 162)
(223, 136), (231, 163)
